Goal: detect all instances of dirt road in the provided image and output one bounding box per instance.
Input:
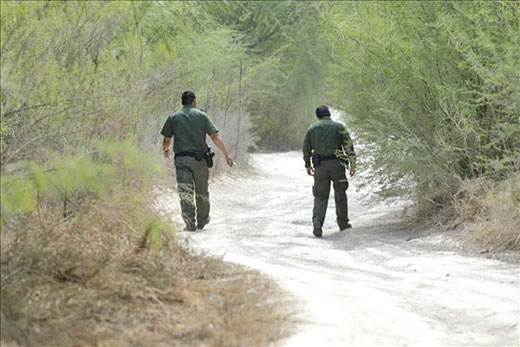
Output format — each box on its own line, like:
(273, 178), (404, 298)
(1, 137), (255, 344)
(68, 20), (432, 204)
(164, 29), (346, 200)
(165, 152), (519, 346)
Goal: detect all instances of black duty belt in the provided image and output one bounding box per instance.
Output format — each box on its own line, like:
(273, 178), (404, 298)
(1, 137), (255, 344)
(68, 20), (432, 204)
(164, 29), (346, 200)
(317, 154), (337, 161)
(175, 150), (202, 159)
(311, 153), (338, 168)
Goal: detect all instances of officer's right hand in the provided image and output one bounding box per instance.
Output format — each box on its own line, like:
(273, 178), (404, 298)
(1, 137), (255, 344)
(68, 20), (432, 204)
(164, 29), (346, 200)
(163, 148), (170, 158)
(306, 167), (314, 176)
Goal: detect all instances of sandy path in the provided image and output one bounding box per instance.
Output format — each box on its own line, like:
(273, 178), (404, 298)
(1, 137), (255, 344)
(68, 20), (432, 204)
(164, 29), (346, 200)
(163, 152), (519, 346)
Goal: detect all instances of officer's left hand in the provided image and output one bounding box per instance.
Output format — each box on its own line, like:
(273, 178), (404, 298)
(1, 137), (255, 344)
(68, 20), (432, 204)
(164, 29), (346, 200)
(350, 169), (356, 177)
(306, 167), (314, 176)
(225, 155), (234, 167)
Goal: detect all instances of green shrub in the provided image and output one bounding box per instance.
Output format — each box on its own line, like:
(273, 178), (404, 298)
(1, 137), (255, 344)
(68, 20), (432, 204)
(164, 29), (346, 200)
(1, 141), (171, 245)
(324, 1), (520, 214)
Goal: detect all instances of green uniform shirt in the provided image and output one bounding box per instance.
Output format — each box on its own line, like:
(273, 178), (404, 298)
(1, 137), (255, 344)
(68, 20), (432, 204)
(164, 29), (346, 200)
(161, 105), (219, 153)
(303, 116), (356, 169)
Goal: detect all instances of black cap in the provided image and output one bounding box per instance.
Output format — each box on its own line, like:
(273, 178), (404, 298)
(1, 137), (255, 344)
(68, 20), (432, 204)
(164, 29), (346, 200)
(316, 105), (331, 119)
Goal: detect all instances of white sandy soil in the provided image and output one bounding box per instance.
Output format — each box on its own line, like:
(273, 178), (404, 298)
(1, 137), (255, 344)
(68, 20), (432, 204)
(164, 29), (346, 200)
(156, 152), (519, 347)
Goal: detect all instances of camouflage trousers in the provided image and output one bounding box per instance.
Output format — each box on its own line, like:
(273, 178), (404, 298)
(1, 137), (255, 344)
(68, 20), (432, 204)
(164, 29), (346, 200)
(312, 159), (350, 230)
(175, 157), (210, 228)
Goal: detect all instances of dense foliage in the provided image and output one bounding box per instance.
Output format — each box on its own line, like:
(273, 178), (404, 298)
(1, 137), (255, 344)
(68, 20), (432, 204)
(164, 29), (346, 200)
(1, 2), (243, 164)
(324, 2), (519, 206)
(1, 1), (519, 220)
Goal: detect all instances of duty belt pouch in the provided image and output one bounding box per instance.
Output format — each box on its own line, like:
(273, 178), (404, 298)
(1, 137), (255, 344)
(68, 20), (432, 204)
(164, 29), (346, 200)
(194, 150), (204, 161)
(205, 147), (215, 168)
(311, 154), (321, 168)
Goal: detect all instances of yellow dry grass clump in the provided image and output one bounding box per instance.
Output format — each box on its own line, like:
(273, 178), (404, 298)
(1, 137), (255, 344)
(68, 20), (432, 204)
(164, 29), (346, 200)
(456, 173), (520, 252)
(1, 198), (289, 346)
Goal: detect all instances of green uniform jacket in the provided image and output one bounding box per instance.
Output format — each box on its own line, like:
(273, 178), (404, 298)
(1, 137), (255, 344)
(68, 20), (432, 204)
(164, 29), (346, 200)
(303, 116), (356, 169)
(160, 105), (219, 153)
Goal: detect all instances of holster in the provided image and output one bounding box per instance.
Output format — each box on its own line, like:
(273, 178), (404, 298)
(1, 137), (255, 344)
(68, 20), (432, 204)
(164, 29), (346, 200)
(205, 146), (215, 168)
(311, 154), (321, 168)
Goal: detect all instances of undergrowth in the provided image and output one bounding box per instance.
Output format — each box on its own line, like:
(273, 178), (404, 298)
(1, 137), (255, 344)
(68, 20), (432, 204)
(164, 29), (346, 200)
(413, 172), (520, 253)
(454, 173), (520, 252)
(1, 197), (287, 346)
(1, 141), (288, 346)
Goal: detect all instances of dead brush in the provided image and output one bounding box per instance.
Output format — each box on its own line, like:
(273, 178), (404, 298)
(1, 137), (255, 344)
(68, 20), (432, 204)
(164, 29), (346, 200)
(414, 174), (463, 223)
(455, 173), (520, 252)
(1, 196), (289, 346)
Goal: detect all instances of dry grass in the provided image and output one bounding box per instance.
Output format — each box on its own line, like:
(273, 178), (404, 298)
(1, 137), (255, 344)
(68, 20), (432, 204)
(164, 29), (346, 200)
(455, 173), (520, 252)
(412, 172), (519, 254)
(414, 174), (463, 221)
(1, 198), (290, 346)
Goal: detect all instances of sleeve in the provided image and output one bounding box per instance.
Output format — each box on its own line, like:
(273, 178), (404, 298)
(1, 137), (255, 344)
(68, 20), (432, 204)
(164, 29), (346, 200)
(160, 116), (174, 138)
(205, 115), (219, 135)
(303, 129), (312, 168)
(340, 125), (356, 170)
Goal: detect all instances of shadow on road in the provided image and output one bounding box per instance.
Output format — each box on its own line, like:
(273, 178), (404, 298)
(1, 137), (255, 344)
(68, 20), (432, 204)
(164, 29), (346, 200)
(322, 221), (436, 251)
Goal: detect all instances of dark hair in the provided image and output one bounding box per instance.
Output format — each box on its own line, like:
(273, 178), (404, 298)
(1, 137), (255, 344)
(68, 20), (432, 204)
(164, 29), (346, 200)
(315, 105), (331, 119)
(181, 90), (196, 105)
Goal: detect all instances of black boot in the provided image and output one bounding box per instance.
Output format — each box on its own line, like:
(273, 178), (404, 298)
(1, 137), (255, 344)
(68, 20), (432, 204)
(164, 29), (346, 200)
(184, 224), (196, 232)
(313, 226), (323, 237)
(197, 216), (210, 230)
(339, 222), (352, 231)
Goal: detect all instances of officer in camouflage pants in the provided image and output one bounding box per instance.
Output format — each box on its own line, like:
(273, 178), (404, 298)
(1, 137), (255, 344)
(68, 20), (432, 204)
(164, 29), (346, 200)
(161, 91), (234, 231)
(303, 105), (357, 237)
